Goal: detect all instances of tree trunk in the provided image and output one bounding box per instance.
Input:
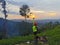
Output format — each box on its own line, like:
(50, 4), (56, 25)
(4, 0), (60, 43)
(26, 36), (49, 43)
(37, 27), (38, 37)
(3, 9), (7, 38)
(25, 15), (27, 22)
(3, 17), (7, 38)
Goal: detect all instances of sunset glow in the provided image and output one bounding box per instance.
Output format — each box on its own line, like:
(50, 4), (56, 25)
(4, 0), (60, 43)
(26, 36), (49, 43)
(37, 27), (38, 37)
(0, 0), (60, 20)
(48, 12), (57, 16)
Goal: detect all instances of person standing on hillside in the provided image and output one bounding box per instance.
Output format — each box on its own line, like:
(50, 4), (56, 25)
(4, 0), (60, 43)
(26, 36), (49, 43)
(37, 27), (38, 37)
(32, 22), (39, 45)
(32, 22), (38, 36)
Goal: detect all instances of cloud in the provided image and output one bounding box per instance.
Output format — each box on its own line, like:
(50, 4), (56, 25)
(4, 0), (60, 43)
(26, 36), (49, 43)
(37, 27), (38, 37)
(30, 10), (58, 19)
(6, 0), (60, 11)
(0, 0), (60, 19)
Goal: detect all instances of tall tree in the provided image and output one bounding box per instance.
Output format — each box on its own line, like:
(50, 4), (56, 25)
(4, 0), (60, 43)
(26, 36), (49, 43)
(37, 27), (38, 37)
(19, 4), (30, 21)
(0, 0), (7, 38)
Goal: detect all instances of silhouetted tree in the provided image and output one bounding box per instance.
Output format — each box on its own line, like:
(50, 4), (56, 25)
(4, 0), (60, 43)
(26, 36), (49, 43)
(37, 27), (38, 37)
(0, 0), (7, 38)
(19, 4), (30, 21)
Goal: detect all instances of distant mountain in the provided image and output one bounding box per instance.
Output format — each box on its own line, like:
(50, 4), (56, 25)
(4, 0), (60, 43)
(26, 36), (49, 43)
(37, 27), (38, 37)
(37, 19), (60, 23)
(0, 18), (60, 38)
(0, 18), (19, 37)
(11, 19), (60, 23)
(0, 18), (32, 37)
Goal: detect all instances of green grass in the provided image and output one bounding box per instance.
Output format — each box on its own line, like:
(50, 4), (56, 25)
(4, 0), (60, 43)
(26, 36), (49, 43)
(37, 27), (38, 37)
(39, 25), (60, 45)
(0, 25), (60, 45)
(0, 35), (34, 45)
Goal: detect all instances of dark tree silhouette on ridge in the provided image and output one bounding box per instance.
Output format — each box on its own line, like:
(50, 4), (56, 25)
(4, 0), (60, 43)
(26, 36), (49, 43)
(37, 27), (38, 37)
(19, 4), (30, 21)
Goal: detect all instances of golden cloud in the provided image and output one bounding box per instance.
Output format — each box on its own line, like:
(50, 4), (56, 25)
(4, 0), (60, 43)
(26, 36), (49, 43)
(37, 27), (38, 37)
(47, 11), (57, 16)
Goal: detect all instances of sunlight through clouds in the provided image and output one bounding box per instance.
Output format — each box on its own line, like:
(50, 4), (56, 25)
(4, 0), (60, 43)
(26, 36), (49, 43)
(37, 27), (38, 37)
(0, 0), (60, 19)
(31, 10), (45, 13)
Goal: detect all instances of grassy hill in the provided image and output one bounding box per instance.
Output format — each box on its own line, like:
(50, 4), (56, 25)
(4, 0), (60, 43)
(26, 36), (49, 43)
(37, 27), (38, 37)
(0, 25), (60, 45)
(39, 25), (60, 45)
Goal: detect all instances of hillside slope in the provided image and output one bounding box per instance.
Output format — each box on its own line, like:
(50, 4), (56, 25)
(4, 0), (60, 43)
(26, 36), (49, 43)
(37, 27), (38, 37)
(0, 25), (60, 45)
(39, 25), (60, 45)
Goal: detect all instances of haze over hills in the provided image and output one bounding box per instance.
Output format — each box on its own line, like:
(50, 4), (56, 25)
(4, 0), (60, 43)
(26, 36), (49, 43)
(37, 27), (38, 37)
(11, 19), (60, 24)
(0, 17), (60, 37)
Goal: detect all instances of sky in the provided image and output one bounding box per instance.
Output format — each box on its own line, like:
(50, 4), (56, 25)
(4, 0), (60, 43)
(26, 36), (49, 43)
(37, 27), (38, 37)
(0, 0), (60, 20)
